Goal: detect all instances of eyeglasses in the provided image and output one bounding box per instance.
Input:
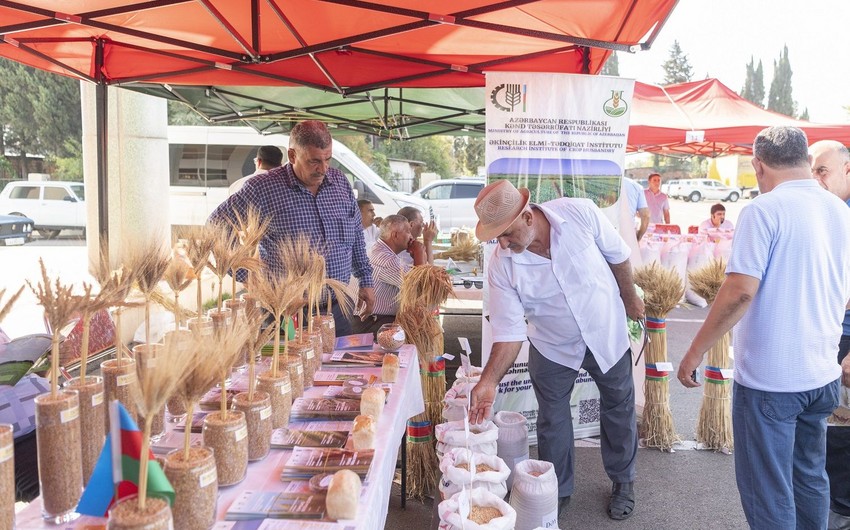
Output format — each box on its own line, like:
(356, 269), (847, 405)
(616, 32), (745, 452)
(462, 280), (483, 289)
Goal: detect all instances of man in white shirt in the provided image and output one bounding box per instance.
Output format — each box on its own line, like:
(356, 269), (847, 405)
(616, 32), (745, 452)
(679, 127), (850, 529)
(228, 145), (284, 195)
(644, 173), (670, 224)
(351, 215), (426, 335)
(468, 180), (645, 520)
(809, 139), (850, 530)
(623, 177), (650, 240)
(698, 203), (735, 233)
(358, 200), (381, 256)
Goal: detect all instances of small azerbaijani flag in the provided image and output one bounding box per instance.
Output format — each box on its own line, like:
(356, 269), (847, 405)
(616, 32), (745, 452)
(77, 401), (174, 516)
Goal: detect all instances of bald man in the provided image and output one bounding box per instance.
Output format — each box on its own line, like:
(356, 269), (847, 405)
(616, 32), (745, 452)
(810, 139), (850, 530)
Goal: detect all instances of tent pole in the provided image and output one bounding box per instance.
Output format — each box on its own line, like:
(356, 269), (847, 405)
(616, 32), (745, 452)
(95, 39), (109, 249)
(580, 46), (591, 74)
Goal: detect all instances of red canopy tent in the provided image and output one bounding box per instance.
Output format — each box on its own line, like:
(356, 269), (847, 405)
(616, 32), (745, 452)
(0, 0), (679, 238)
(627, 78), (850, 156)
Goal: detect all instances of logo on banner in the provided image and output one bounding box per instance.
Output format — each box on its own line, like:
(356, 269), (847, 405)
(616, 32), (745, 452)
(490, 83), (527, 112)
(603, 90), (628, 117)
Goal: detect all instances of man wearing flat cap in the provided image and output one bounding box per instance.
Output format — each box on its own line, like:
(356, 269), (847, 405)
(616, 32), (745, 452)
(468, 179), (644, 520)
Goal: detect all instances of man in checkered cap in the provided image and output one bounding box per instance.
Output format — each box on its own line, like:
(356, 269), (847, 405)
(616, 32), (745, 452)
(468, 179), (644, 520)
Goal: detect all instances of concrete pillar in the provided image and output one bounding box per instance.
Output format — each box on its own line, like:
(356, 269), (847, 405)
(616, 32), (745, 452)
(81, 82), (170, 271)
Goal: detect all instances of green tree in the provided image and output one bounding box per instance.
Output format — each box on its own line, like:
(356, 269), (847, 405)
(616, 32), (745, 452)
(767, 45), (796, 117)
(0, 58), (82, 178)
(452, 136), (485, 176)
(798, 107), (810, 121)
(661, 40), (693, 85)
(167, 100), (208, 125)
(379, 136), (455, 185)
(740, 57), (765, 108)
(601, 52), (620, 76)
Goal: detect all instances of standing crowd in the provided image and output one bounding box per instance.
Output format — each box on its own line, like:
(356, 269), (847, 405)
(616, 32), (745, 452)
(209, 120), (849, 529)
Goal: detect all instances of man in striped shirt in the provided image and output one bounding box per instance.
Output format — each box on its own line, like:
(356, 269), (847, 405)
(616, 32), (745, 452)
(209, 121), (374, 336)
(352, 215), (426, 335)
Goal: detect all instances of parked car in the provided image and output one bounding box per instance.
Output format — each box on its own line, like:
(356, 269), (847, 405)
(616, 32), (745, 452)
(634, 178), (649, 190)
(411, 177), (485, 231)
(662, 179), (680, 197)
(0, 214), (34, 246)
(670, 179), (741, 202)
(0, 181), (86, 239)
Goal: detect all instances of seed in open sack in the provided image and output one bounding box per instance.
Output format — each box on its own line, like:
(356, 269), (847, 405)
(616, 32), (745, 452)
(455, 463), (495, 473)
(529, 470), (544, 477)
(469, 505), (503, 524)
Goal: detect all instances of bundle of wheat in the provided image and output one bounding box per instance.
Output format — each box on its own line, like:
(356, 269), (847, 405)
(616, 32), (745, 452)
(396, 265), (454, 499)
(405, 415), (439, 500)
(246, 237), (311, 378)
(634, 262), (684, 452)
(28, 259), (87, 396)
(437, 236), (481, 262)
(688, 259), (733, 452)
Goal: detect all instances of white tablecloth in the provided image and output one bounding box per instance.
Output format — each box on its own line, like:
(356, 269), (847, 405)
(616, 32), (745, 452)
(15, 345), (424, 529)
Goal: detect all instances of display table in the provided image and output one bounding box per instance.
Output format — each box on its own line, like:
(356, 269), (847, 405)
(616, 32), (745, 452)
(15, 345), (424, 529)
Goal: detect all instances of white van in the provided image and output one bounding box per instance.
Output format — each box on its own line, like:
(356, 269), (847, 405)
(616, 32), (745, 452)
(167, 126), (429, 227)
(0, 180), (85, 239)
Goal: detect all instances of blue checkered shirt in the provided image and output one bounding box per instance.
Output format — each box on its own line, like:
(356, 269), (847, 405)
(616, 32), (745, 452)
(208, 163), (373, 292)
(0, 374), (49, 438)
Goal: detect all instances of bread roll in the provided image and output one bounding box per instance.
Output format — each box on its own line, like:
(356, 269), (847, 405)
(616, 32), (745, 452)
(325, 469), (361, 520)
(360, 387), (385, 419)
(352, 414), (376, 450)
(381, 354), (399, 383)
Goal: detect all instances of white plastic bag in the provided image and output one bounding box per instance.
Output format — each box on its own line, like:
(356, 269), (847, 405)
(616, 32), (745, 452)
(443, 383), (474, 421)
(639, 238), (661, 266)
(493, 411), (529, 490)
(510, 459), (559, 530)
(438, 487), (517, 530)
(455, 365), (483, 386)
(685, 237), (714, 307)
(435, 420), (499, 457)
(439, 448), (510, 500)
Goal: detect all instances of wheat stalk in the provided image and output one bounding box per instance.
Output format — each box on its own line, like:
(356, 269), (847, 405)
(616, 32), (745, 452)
(27, 259), (86, 396)
(134, 337), (195, 512)
(130, 239), (172, 347)
(179, 225), (215, 317)
(0, 286), (24, 324)
(208, 226), (241, 311)
(163, 254), (194, 328)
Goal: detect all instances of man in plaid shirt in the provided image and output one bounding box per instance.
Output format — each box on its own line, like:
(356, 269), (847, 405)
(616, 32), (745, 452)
(209, 120), (374, 335)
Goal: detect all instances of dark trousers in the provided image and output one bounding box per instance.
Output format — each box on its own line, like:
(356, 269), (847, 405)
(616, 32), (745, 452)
(827, 334), (850, 516)
(528, 344), (638, 497)
(350, 314), (396, 337)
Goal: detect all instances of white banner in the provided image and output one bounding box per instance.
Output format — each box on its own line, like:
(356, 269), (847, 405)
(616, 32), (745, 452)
(482, 72), (635, 443)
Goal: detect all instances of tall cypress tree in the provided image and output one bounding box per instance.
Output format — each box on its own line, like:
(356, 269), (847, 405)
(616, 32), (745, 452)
(767, 45), (795, 117)
(601, 52), (620, 76)
(741, 57), (765, 108)
(661, 40), (694, 85)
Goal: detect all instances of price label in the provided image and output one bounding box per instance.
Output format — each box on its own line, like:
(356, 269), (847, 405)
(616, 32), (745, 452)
(61, 406), (80, 424)
(117, 373), (135, 387)
(281, 382), (291, 395)
(655, 362), (674, 372)
(260, 406), (272, 420)
(0, 444), (12, 463)
(306, 348), (315, 359)
(719, 368), (734, 379)
(296, 365), (303, 375)
(199, 467), (217, 488)
(458, 337), (472, 355)
(442, 353), (455, 361)
(92, 392), (104, 407)
(234, 425), (248, 441)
